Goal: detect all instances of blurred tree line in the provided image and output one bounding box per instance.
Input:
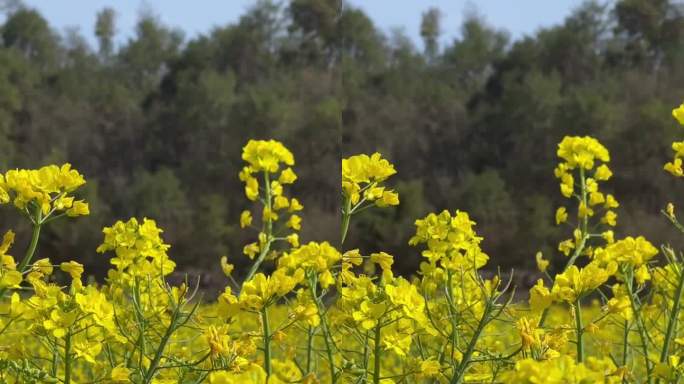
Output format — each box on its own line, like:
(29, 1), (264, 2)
(342, 0), (684, 275)
(0, 0), (683, 281)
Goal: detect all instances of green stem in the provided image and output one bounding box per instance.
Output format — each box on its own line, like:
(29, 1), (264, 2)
(17, 219), (42, 273)
(626, 274), (653, 383)
(0, 208), (43, 299)
(319, 311), (336, 383)
(445, 271), (460, 358)
(142, 310), (180, 383)
(306, 326), (314, 374)
(575, 299), (584, 363)
(565, 168), (589, 271)
(657, 264), (684, 384)
(362, 331), (370, 382)
(264, 171), (272, 236)
(579, 168), (588, 237)
(623, 320), (630, 367)
(262, 306), (272, 378)
(244, 240), (271, 282)
(538, 307), (550, 328)
(451, 302), (492, 384)
(622, 320), (630, 384)
(308, 277), (337, 383)
(133, 280), (146, 371)
(575, 173), (589, 360)
(64, 329), (72, 384)
(341, 197), (351, 245)
(244, 172), (273, 282)
(373, 321), (382, 384)
(51, 343), (58, 377)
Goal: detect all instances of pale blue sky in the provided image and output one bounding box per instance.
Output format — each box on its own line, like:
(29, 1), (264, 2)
(19, 1), (586, 49)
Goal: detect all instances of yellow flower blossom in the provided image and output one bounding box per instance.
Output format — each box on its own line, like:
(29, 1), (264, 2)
(604, 194), (619, 209)
(60, 261), (84, 280)
(289, 198), (303, 211)
(376, 190), (399, 207)
(240, 210), (252, 228)
(97, 217), (176, 279)
(419, 359), (441, 377)
(245, 176), (259, 201)
(594, 164), (613, 181)
(529, 279), (553, 312)
(589, 192), (605, 206)
(273, 195), (289, 210)
(551, 261), (616, 302)
(635, 264), (651, 285)
(0, 164), (88, 217)
(278, 167), (297, 184)
(606, 285), (633, 320)
(673, 102), (684, 125)
(604, 236), (658, 266)
(535, 252), (549, 273)
(352, 300), (386, 330)
(578, 201), (593, 218)
(342, 153), (398, 205)
(286, 214), (302, 230)
(43, 308), (78, 338)
(601, 210), (617, 226)
(242, 139), (294, 173)
(382, 331), (412, 357)
(111, 365), (131, 382)
(558, 239), (575, 256)
(66, 200), (89, 217)
(555, 207), (568, 225)
(370, 252), (394, 274)
(557, 136), (610, 170)
(220, 256), (234, 276)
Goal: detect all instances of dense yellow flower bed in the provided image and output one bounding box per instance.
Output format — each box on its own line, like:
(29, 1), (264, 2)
(3, 105), (684, 383)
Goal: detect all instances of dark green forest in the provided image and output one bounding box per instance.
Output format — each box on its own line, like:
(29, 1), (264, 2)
(0, 0), (683, 285)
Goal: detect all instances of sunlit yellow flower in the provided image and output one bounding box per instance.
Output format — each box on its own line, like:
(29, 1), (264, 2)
(220, 256), (234, 276)
(60, 261), (84, 280)
(551, 261), (615, 302)
(352, 300), (386, 330)
(555, 207), (567, 225)
(66, 200), (89, 217)
(242, 139), (294, 173)
(286, 214), (302, 230)
(557, 136), (610, 170)
(529, 279), (552, 312)
(278, 167), (297, 184)
(673, 102), (684, 125)
(342, 153), (398, 206)
(111, 365), (131, 382)
(240, 210), (252, 228)
(535, 252), (549, 273)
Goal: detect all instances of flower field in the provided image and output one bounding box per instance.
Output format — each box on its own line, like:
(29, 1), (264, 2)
(3, 106), (684, 383)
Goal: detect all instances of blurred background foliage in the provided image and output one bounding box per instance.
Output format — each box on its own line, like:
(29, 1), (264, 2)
(0, 0), (683, 283)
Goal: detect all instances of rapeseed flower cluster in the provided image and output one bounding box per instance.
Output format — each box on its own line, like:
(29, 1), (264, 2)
(665, 103), (684, 176)
(341, 153), (399, 243)
(239, 140), (303, 283)
(342, 153), (399, 207)
(0, 163), (89, 218)
(5, 104), (684, 383)
(97, 217), (176, 282)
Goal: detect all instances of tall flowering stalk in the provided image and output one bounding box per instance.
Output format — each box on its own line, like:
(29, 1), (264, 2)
(530, 136), (621, 363)
(239, 139), (302, 282)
